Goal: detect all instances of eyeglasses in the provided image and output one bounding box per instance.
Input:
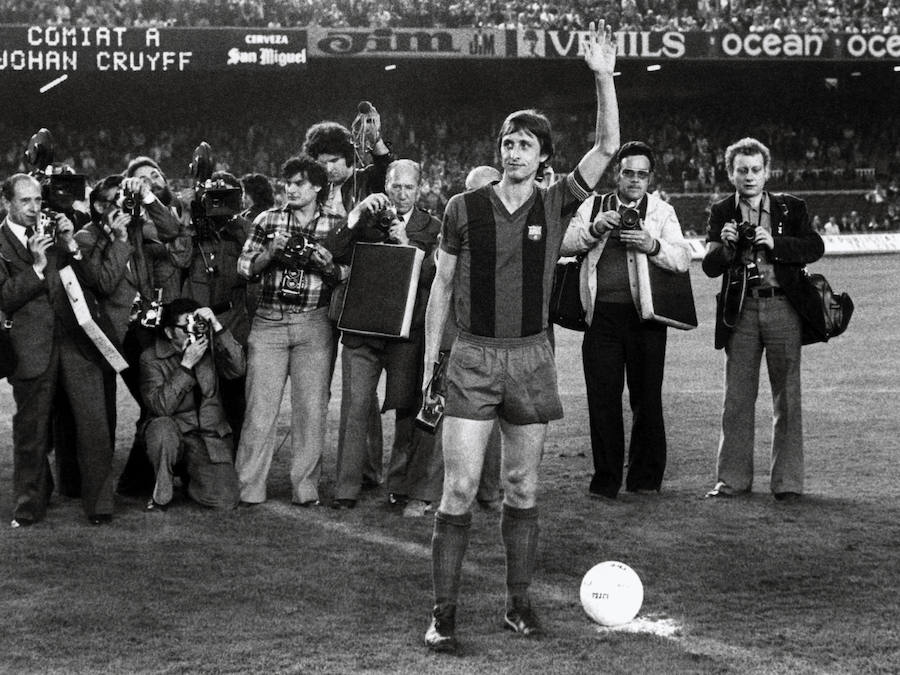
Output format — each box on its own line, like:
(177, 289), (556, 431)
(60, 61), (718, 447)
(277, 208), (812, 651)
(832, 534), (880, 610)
(620, 169), (651, 180)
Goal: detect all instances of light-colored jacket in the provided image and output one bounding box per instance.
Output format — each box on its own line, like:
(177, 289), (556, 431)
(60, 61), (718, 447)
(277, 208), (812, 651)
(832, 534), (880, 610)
(560, 191), (691, 327)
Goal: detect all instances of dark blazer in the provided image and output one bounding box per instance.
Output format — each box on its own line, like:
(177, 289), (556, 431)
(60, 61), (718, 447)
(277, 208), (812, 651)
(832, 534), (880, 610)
(702, 192), (825, 349)
(0, 221), (107, 379)
(343, 206), (441, 349)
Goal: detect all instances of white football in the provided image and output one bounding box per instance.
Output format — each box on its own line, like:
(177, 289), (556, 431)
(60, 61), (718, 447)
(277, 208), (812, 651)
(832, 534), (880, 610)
(579, 561), (644, 626)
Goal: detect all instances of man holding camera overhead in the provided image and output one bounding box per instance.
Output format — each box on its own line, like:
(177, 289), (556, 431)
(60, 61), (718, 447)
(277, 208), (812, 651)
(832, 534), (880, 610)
(560, 141), (691, 500)
(140, 298), (244, 510)
(234, 155), (347, 507)
(702, 137), (824, 503)
(331, 159), (441, 510)
(0, 174), (115, 527)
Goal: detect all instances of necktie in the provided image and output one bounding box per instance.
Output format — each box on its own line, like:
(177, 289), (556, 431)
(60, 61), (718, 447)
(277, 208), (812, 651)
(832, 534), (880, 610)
(24, 226), (34, 240)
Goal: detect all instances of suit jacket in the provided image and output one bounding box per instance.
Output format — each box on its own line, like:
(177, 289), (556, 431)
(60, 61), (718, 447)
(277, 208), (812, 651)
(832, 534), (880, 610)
(342, 207), (441, 350)
(0, 221), (108, 380)
(140, 328), (245, 462)
(702, 192), (825, 349)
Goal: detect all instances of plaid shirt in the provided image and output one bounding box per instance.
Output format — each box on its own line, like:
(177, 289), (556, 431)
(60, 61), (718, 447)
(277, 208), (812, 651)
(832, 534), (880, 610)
(238, 206), (346, 314)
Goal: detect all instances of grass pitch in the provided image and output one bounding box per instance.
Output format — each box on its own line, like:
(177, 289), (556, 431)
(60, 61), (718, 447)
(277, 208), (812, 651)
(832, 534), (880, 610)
(1, 255), (898, 674)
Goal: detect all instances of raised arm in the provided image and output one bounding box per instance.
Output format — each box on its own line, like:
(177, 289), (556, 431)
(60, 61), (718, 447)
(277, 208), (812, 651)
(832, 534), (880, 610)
(575, 20), (620, 190)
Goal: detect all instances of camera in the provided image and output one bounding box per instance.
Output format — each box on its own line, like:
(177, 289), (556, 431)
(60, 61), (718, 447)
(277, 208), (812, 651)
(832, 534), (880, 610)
(184, 312), (211, 344)
(120, 189), (142, 219)
(735, 220), (757, 246)
(189, 141), (242, 223)
(275, 233), (318, 301)
(36, 210), (59, 240)
(415, 354), (448, 434)
(374, 205), (403, 240)
(619, 207), (641, 230)
(24, 128), (87, 213)
(131, 288), (164, 328)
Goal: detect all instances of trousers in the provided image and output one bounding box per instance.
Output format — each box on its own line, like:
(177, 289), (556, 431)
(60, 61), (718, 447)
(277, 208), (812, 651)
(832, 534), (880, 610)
(716, 295), (804, 494)
(235, 307), (333, 504)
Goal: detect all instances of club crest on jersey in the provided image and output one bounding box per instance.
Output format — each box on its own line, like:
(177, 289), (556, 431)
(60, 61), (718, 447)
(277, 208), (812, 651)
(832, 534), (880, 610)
(527, 225), (543, 241)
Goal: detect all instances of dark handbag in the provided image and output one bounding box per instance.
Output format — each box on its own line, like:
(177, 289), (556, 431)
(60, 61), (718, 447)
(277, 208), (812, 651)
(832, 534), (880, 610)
(549, 256), (586, 331)
(802, 271), (854, 344)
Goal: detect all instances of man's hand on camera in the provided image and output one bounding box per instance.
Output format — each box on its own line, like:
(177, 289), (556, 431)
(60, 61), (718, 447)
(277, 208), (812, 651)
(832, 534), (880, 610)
(361, 192), (391, 214)
(180, 335), (209, 369)
(721, 220), (739, 248)
(620, 228), (655, 253)
(267, 231), (290, 253)
(108, 210), (132, 242)
(122, 176), (152, 203)
(588, 210), (618, 238)
(308, 243), (334, 273)
(388, 222), (409, 245)
(54, 213), (76, 245)
(194, 306), (222, 333)
(754, 228), (774, 250)
(28, 231), (54, 274)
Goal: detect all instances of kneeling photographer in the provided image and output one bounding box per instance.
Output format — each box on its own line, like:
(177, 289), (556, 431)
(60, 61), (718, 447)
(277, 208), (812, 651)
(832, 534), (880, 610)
(234, 155), (347, 507)
(333, 159), (441, 509)
(179, 143), (254, 447)
(140, 298), (245, 511)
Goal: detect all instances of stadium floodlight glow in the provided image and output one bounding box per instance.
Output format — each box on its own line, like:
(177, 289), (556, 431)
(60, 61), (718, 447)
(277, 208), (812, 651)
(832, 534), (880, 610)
(385, 64), (397, 71)
(613, 71), (621, 77)
(851, 71), (862, 77)
(895, 65), (900, 72)
(646, 64), (661, 72)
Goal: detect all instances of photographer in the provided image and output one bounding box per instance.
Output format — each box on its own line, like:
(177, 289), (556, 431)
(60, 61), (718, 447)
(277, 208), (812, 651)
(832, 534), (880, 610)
(140, 299), (244, 510)
(702, 137), (824, 502)
(303, 111), (394, 489)
(234, 155), (346, 507)
(114, 156), (189, 497)
(240, 172), (275, 223)
(332, 159), (441, 510)
(0, 174), (115, 526)
(180, 170), (253, 446)
(560, 141), (691, 500)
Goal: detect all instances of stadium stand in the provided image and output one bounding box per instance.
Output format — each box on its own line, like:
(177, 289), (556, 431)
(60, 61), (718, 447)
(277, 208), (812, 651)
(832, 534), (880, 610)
(0, 0), (898, 33)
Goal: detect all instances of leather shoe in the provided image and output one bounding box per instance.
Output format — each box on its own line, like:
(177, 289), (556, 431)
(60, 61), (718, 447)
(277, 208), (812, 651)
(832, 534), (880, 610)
(10, 517), (34, 528)
(293, 499), (322, 508)
(331, 498), (357, 510)
(774, 491), (802, 503)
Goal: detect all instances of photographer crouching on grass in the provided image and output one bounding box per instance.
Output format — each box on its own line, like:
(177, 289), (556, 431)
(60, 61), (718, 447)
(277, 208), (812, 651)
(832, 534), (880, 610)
(140, 298), (245, 511)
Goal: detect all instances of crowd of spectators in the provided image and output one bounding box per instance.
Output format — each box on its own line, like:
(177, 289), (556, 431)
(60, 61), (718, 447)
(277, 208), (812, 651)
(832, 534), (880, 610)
(2, 0), (900, 33)
(3, 98), (897, 225)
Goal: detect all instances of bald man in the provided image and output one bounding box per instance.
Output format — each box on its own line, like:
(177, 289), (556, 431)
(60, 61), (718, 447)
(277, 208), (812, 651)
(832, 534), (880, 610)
(332, 160), (442, 509)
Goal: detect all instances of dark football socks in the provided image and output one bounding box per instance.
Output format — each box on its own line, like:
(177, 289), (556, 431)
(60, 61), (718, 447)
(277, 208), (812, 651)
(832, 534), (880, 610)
(431, 510), (472, 610)
(500, 503), (539, 606)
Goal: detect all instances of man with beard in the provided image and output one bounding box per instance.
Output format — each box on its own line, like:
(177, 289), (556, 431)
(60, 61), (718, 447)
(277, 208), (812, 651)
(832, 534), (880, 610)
(114, 156), (190, 497)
